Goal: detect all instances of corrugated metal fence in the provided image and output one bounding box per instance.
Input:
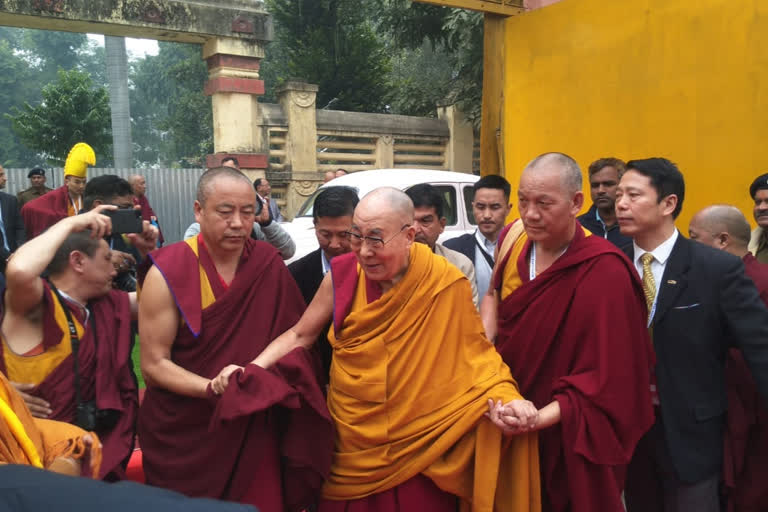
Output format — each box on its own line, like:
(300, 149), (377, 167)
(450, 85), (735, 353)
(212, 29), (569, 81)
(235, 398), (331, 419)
(5, 168), (206, 244)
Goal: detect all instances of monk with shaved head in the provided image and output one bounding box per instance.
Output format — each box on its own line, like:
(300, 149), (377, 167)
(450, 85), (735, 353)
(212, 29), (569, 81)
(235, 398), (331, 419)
(482, 152), (655, 512)
(236, 186), (541, 510)
(138, 167), (332, 510)
(128, 174), (164, 246)
(689, 205), (768, 512)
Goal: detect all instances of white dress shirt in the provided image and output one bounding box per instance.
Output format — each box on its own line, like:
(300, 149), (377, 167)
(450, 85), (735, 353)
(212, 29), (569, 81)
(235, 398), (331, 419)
(632, 229), (679, 322)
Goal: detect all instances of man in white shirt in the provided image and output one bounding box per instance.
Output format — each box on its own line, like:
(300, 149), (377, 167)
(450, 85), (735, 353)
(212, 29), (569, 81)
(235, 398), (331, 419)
(444, 175), (512, 299)
(254, 178), (284, 223)
(617, 157), (768, 512)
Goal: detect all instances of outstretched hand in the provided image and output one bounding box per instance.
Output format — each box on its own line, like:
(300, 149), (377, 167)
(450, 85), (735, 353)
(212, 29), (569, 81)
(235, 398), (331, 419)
(485, 398), (539, 435)
(210, 364), (243, 395)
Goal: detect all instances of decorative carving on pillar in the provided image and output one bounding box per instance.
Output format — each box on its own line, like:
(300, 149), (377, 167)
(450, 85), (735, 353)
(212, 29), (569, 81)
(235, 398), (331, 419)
(380, 135), (394, 146)
(142, 7), (166, 24)
(294, 180), (319, 197)
(292, 92), (316, 109)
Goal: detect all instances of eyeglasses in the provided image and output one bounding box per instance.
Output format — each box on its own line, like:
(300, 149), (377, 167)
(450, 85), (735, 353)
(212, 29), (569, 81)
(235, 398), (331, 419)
(345, 225), (410, 250)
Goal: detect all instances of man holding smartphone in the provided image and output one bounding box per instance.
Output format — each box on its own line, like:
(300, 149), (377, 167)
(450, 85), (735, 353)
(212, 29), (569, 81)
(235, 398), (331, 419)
(83, 175), (146, 293)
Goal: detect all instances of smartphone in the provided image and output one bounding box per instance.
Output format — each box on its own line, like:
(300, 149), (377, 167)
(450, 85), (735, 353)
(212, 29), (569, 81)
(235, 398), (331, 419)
(105, 209), (143, 234)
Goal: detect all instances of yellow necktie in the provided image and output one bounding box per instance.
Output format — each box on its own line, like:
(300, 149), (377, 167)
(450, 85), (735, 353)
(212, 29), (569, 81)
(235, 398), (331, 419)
(641, 252), (656, 316)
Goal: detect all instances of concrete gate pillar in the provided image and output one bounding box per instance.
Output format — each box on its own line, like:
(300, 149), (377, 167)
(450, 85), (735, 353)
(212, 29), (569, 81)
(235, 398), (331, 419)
(202, 36), (268, 179)
(276, 81), (322, 220)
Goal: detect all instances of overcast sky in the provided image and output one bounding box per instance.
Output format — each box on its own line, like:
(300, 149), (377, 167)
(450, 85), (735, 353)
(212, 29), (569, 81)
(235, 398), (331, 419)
(87, 34), (159, 59)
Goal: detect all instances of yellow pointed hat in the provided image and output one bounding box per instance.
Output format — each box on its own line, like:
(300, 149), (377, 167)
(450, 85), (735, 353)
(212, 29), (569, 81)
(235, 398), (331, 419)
(63, 142), (96, 178)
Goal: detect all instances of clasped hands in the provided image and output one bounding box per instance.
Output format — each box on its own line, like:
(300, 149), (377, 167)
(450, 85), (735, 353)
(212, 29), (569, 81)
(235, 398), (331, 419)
(485, 398), (539, 436)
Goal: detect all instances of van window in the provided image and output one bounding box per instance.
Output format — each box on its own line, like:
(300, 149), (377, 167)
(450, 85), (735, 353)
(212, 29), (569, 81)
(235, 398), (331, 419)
(463, 185), (477, 225)
(296, 186), (360, 218)
(405, 184), (457, 226)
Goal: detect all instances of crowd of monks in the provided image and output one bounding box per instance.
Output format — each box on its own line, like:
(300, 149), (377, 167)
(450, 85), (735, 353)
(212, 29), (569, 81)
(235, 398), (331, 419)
(2, 142), (768, 512)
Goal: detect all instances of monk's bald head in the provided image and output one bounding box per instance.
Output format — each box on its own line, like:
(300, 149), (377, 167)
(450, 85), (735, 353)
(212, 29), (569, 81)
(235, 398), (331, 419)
(197, 166), (254, 206)
(522, 152), (583, 196)
(356, 187), (414, 226)
(689, 204), (751, 249)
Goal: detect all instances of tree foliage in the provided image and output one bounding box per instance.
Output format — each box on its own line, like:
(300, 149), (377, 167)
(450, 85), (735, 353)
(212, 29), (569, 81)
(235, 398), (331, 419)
(130, 42), (212, 166)
(6, 69), (112, 165)
(262, 0), (391, 112)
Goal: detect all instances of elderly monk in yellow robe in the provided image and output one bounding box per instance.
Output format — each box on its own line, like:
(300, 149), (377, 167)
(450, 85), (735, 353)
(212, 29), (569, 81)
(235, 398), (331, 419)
(1, 372), (100, 477)
(214, 187), (541, 511)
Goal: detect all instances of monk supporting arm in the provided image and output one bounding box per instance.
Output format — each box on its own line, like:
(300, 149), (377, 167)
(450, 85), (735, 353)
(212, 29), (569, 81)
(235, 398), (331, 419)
(253, 273), (333, 369)
(140, 265), (210, 398)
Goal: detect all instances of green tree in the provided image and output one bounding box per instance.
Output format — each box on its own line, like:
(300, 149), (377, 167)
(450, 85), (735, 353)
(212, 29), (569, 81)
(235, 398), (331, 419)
(378, 1), (484, 124)
(6, 69), (112, 165)
(262, 0), (391, 112)
(0, 39), (41, 167)
(130, 42), (212, 166)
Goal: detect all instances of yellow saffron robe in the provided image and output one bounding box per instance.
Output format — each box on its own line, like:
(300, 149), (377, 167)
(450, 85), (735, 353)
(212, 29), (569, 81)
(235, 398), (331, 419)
(323, 242), (540, 512)
(0, 372), (101, 477)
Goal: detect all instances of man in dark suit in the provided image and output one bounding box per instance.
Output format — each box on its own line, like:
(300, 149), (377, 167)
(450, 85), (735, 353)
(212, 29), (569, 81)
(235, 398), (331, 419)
(444, 175), (512, 299)
(288, 186), (359, 381)
(0, 164), (27, 258)
(617, 158), (768, 512)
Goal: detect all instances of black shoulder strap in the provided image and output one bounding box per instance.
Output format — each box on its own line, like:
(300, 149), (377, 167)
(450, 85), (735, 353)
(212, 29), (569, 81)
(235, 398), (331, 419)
(473, 234), (495, 268)
(47, 280), (95, 413)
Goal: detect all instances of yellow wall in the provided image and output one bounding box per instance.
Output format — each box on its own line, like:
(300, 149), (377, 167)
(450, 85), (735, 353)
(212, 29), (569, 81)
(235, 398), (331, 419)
(500, 0), (768, 230)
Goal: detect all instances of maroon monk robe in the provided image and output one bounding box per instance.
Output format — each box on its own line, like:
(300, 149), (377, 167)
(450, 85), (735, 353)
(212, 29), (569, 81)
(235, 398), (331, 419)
(0, 282), (138, 480)
(494, 224), (655, 512)
(722, 254), (768, 512)
(138, 238), (332, 511)
(20, 185), (71, 239)
(133, 194), (164, 245)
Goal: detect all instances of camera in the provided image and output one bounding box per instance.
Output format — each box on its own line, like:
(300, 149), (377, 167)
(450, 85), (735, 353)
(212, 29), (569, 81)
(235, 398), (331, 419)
(75, 401), (120, 432)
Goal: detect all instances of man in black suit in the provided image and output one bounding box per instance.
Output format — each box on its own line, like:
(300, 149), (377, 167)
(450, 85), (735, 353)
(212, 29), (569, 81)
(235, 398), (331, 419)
(0, 164), (27, 260)
(444, 175), (512, 299)
(617, 158), (768, 512)
(288, 186), (359, 381)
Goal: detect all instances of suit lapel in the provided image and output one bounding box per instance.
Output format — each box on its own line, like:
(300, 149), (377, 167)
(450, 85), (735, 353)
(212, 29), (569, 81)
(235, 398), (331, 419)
(652, 236), (691, 326)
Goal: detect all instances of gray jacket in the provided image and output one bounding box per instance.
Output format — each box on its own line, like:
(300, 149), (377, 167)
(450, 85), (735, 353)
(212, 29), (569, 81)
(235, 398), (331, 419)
(183, 221), (295, 260)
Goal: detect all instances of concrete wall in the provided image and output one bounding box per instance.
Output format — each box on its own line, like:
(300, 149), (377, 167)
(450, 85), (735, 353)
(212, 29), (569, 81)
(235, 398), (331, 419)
(501, 0), (768, 229)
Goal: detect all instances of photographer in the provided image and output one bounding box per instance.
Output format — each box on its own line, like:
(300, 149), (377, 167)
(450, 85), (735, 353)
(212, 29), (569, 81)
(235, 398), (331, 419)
(83, 175), (146, 292)
(0, 205), (158, 481)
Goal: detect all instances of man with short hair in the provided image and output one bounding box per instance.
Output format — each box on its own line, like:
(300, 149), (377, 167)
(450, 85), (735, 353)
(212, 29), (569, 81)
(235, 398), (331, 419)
(406, 183), (478, 307)
(241, 187), (541, 510)
(128, 174), (164, 247)
(444, 175), (512, 299)
(482, 152), (655, 512)
(334, 168), (348, 179)
(0, 206), (158, 480)
(22, 143), (94, 239)
(254, 178), (284, 222)
(17, 167), (53, 208)
(748, 173), (768, 263)
(0, 165), (26, 259)
(85, 175), (144, 292)
(577, 157), (632, 249)
(689, 205), (768, 512)
(288, 186), (358, 381)
(617, 159), (768, 512)
(138, 167), (332, 510)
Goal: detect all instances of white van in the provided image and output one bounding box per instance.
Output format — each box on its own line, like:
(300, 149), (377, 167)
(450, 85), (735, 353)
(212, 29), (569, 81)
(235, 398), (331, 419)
(281, 168), (480, 264)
